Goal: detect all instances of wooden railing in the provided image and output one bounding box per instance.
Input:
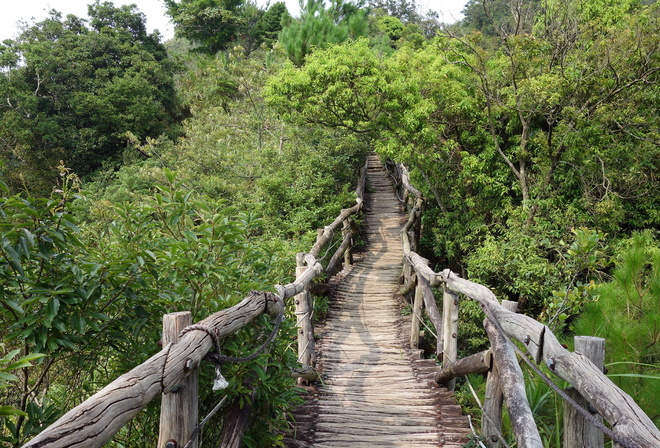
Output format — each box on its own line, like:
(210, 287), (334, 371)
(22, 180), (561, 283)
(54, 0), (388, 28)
(391, 162), (660, 448)
(21, 159), (368, 448)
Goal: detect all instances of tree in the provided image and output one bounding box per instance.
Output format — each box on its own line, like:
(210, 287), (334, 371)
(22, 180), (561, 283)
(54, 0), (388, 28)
(368, 0), (419, 22)
(255, 1), (289, 45)
(164, 0), (244, 53)
(266, 39), (420, 132)
(279, 0), (370, 66)
(459, 0), (541, 36)
(0, 2), (181, 194)
(572, 231), (660, 426)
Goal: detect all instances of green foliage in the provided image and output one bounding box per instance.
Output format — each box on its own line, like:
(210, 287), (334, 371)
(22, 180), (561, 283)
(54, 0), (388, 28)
(255, 2), (290, 45)
(165, 0), (244, 53)
(0, 349), (45, 419)
(266, 39), (420, 134)
(572, 231), (660, 426)
(279, 0), (370, 66)
(460, 0), (541, 36)
(0, 163), (306, 444)
(374, 15), (404, 41)
(0, 2), (182, 193)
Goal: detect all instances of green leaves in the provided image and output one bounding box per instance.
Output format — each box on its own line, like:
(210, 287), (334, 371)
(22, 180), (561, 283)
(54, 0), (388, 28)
(279, 0), (369, 66)
(0, 348), (45, 418)
(572, 231), (660, 426)
(0, 3), (181, 193)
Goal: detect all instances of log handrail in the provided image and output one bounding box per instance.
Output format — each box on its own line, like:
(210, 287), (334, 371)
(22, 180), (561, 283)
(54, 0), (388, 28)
(22, 291), (284, 448)
(22, 158), (370, 448)
(393, 162), (660, 448)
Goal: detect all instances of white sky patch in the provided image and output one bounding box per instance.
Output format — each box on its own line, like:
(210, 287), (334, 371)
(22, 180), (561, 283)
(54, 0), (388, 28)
(0, 0), (466, 43)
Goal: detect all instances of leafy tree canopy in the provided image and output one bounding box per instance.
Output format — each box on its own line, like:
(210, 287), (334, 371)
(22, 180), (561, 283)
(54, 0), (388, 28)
(279, 0), (370, 66)
(0, 1), (181, 194)
(165, 0), (244, 53)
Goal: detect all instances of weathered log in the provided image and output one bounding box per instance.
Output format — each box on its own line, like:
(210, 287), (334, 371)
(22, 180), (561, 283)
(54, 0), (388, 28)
(342, 218), (353, 267)
(435, 350), (492, 384)
(22, 291), (283, 448)
(542, 329), (656, 448)
(482, 300), (518, 448)
(405, 252), (437, 285)
(399, 258), (415, 296)
(485, 318), (542, 448)
(437, 269), (660, 448)
(326, 222), (353, 278)
(439, 269), (544, 361)
(563, 336), (605, 448)
(399, 163), (423, 200)
(158, 312), (198, 448)
(294, 253), (315, 369)
(309, 205), (362, 259)
(410, 280), (424, 349)
(275, 254), (323, 299)
(401, 197), (424, 256)
(355, 158), (368, 201)
(219, 395), (255, 448)
(419, 275), (443, 356)
(441, 285), (459, 391)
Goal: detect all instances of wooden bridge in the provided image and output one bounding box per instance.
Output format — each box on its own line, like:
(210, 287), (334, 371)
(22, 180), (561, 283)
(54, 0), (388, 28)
(21, 155), (660, 448)
(284, 156), (469, 447)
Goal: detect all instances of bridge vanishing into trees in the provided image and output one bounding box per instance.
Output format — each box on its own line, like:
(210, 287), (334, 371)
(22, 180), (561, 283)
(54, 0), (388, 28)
(21, 155), (660, 448)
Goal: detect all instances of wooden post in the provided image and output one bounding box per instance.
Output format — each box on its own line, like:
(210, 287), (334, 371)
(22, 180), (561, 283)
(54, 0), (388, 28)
(563, 336), (605, 448)
(158, 311), (198, 448)
(484, 311), (542, 448)
(412, 204), (423, 253)
(442, 286), (459, 391)
(295, 253), (315, 370)
(342, 218), (353, 267)
(482, 300), (517, 448)
(410, 279), (424, 349)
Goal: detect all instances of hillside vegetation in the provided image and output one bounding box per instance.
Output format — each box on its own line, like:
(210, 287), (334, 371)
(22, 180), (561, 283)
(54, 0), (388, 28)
(1, 0), (658, 446)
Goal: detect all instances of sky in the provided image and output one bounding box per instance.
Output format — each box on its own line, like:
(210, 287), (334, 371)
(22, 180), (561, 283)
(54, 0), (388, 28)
(0, 0), (467, 43)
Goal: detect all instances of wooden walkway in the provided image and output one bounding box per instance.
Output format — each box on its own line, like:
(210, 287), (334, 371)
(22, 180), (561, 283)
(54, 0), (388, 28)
(286, 156), (470, 447)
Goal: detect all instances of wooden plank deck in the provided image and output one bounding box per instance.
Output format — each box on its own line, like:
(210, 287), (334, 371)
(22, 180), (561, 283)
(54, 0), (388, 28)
(285, 155), (470, 447)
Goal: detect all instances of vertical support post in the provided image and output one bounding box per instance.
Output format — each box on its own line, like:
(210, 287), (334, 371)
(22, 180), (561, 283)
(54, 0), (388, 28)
(563, 336), (605, 448)
(410, 279), (424, 349)
(411, 201), (423, 253)
(158, 311), (198, 448)
(442, 285), (459, 391)
(401, 261), (414, 301)
(482, 300), (518, 448)
(295, 253), (315, 371)
(342, 218), (353, 268)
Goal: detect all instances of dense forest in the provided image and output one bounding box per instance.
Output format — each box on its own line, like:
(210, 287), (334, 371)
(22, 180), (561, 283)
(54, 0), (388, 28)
(1, 0), (658, 446)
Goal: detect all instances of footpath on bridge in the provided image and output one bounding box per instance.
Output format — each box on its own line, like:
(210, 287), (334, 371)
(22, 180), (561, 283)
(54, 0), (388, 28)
(286, 156), (470, 447)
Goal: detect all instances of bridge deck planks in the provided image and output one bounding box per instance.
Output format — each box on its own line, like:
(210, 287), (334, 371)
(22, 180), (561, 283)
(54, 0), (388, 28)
(285, 155), (470, 447)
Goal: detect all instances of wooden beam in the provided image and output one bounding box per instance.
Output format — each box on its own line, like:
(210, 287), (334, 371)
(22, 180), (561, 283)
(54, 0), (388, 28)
(294, 253), (315, 369)
(410, 280), (424, 349)
(563, 336), (605, 448)
(485, 318), (542, 448)
(158, 312), (198, 448)
(275, 255), (323, 299)
(441, 285), (459, 391)
(326, 222), (353, 278)
(309, 205), (361, 259)
(482, 300), (518, 448)
(419, 275), (443, 357)
(399, 163), (423, 199)
(435, 350), (492, 384)
(437, 269), (660, 447)
(22, 291), (283, 448)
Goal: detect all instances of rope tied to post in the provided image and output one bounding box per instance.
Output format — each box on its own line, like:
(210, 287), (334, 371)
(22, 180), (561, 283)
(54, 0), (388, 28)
(178, 310), (285, 390)
(175, 293), (285, 448)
